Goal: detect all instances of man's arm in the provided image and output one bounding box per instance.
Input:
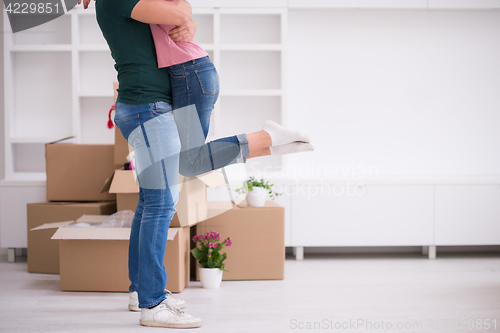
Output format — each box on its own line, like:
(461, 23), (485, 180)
(131, 0), (191, 26)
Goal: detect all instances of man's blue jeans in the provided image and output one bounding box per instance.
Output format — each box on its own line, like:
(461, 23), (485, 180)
(114, 57), (249, 309)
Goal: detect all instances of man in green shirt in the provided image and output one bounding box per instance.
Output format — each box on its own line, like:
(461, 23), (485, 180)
(94, 0), (203, 328)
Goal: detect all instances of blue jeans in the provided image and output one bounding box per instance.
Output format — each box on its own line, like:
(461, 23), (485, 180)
(114, 58), (249, 309)
(169, 56), (249, 175)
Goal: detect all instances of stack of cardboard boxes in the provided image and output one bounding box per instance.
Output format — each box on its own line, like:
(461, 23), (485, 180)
(28, 82), (287, 294)
(27, 141), (118, 276)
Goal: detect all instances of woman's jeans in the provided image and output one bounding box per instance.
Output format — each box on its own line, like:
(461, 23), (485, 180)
(114, 56), (249, 309)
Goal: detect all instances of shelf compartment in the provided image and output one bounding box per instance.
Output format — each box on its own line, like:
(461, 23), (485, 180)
(12, 52), (73, 139)
(220, 44), (282, 51)
(220, 89), (282, 96)
(13, 15), (71, 45)
(219, 51), (281, 90)
(79, 14), (107, 45)
(192, 14), (214, 44)
(216, 96), (283, 174)
(78, 45), (110, 51)
(217, 96), (282, 137)
(12, 143), (46, 173)
(10, 45), (72, 51)
(79, 51), (117, 92)
(79, 97), (115, 144)
(220, 14), (281, 44)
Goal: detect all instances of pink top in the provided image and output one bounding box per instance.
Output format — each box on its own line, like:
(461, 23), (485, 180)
(150, 20), (208, 68)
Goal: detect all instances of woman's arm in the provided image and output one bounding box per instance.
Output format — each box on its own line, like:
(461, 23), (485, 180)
(169, 19), (197, 43)
(131, 0), (191, 26)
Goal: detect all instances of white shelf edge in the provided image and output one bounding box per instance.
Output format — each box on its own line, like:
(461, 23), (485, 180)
(71, 7), (95, 14)
(220, 89), (282, 96)
(78, 45), (110, 51)
(192, 8), (217, 14)
(0, 173), (47, 184)
(10, 45), (72, 52)
(197, 43), (215, 51)
(218, 8), (287, 14)
(220, 44), (282, 51)
(9, 137), (71, 144)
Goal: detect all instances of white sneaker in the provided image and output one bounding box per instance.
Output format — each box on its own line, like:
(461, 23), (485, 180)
(129, 290), (186, 311)
(140, 300), (202, 328)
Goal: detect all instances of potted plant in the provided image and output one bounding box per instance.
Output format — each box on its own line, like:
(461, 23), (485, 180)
(191, 231), (232, 289)
(235, 176), (281, 207)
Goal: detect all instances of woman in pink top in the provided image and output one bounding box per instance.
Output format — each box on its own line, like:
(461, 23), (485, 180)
(150, 10), (315, 155)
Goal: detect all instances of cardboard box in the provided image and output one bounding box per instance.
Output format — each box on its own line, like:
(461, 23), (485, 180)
(35, 215), (190, 292)
(196, 200), (285, 280)
(114, 126), (130, 167)
(46, 142), (117, 201)
(112, 82), (131, 167)
(106, 169), (225, 228)
(27, 202), (117, 274)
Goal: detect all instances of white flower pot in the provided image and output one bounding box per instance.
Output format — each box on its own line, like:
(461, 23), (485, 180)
(246, 187), (267, 207)
(199, 268), (223, 289)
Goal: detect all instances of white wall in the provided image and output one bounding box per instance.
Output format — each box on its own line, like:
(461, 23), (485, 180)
(287, 10), (500, 179)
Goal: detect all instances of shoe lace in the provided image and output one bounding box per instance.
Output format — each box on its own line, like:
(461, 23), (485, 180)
(163, 290), (184, 316)
(164, 302), (184, 316)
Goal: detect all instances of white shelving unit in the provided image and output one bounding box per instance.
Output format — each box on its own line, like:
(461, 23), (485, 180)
(3, 8), (116, 182)
(1, 5), (288, 251)
(2, 6), (287, 181)
(199, 8), (288, 177)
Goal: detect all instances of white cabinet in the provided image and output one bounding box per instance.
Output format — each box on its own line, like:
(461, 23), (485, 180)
(435, 185), (500, 245)
(291, 185), (434, 247)
(428, 0), (500, 9)
(0, 182), (46, 248)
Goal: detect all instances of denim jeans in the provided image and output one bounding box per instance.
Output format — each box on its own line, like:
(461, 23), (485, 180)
(114, 58), (249, 309)
(169, 56), (249, 175)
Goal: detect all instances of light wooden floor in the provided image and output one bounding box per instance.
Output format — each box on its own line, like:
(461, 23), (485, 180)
(1, 251), (499, 333)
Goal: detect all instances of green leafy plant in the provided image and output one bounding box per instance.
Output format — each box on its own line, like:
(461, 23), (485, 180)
(191, 231), (232, 271)
(235, 176), (281, 200)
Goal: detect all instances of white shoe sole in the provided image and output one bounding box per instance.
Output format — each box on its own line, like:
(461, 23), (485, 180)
(130, 302), (186, 311)
(140, 319), (203, 328)
(128, 303), (140, 312)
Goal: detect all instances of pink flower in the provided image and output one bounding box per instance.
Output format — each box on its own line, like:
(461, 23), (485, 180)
(207, 254), (211, 257)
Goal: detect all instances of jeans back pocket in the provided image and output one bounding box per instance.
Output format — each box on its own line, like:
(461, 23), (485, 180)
(195, 66), (220, 96)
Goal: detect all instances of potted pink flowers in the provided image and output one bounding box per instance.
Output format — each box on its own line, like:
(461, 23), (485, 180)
(191, 231), (232, 288)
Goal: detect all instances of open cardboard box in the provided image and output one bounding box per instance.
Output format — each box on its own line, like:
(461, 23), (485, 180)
(104, 169), (225, 228)
(33, 215), (190, 292)
(27, 202), (117, 274)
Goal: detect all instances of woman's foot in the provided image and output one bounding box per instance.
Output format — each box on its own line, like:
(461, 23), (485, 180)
(262, 120), (310, 147)
(270, 142), (314, 155)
